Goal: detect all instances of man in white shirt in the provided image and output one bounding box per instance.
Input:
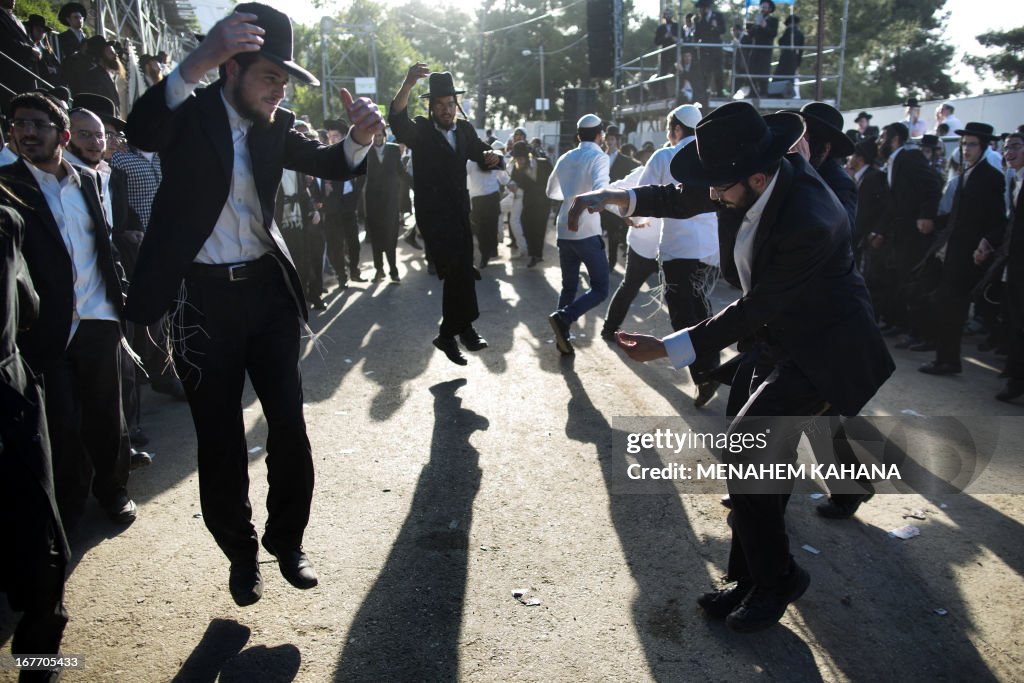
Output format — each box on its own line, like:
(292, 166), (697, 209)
(635, 104), (721, 407)
(902, 96), (927, 138)
(1, 92), (137, 530)
(933, 102), (963, 136)
(569, 101), (894, 633)
(123, 3), (383, 607)
(545, 114), (611, 355)
(467, 141), (509, 268)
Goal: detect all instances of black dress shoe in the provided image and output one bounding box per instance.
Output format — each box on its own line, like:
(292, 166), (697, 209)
(130, 448), (153, 471)
(817, 492), (874, 519)
(310, 299), (326, 311)
(548, 312), (574, 355)
(102, 490), (137, 524)
(918, 360), (962, 375)
(725, 563), (810, 633)
(600, 327), (618, 341)
(996, 379), (1024, 403)
(350, 273), (367, 283)
(390, 271), (400, 283)
(261, 538), (318, 589)
(229, 561), (264, 606)
(433, 335), (468, 365)
(719, 494), (732, 509)
(459, 327), (488, 351)
(698, 578), (753, 619)
(694, 380), (720, 408)
(527, 256), (542, 268)
(373, 270), (386, 282)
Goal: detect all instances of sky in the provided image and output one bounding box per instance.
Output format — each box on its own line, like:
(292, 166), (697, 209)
(188, 0), (1011, 95)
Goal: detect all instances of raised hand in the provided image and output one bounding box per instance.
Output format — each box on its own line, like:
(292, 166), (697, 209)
(181, 12), (264, 82)
(340, 88), (384, 146)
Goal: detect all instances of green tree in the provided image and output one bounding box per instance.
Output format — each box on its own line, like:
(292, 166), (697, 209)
(966, 26), (1024, 89)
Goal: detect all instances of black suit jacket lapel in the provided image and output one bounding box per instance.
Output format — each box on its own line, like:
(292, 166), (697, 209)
(5, 160), (64, 249)
(197, 84), (234, 182)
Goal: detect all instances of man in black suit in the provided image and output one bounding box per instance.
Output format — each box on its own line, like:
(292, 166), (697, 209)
(795, 102), (857, 229)
(919, 123), (1007, 375)
(601, 125), (640, 269)
(323, 118), (364, 287)
(569, 102), (894, 633)
(509, 140), (553, 267)
(364, 128), (405, 282)
(692, 0), (726, 98)
(772, 15), (803, 97)
(388, 63), (503, 366)
(848, 138), (890, 279)
(61, 35), (122, 113)
(748, 0), (779, 97)
(0, 191), (71, 683)
(876, 122), (943, 342)
(0, 0), (42, 90)
(123, 3), (383, 606)
(1, 92), (136, 530)
(55, 2), (86, 61)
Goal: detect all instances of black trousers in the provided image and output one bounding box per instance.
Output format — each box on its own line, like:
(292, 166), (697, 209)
(603, 246), (660, 333)
(366, 212), (399, 276)
(470, 192), (501, 261)
(662, 258), (719, 377)
(439, 266), (480, 339)
(325, 211), (361, 282)
(522, 205), (548, 259)
(303, 226), (325, 301)
(171, 263), (313, 562)
(725, 356), (834, 587)
(44, 319), (130, 525)
(1, 447), (68, 676)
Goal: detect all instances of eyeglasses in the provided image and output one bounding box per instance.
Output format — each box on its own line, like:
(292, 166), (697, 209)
(711, 180), (740, 195)
(74, 130), (107, 142)
(12, 118), (59, 132)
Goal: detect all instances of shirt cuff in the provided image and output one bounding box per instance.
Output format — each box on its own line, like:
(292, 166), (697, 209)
(343, 133), (371, 169)
(164, 66), (198, 110)
(625, 189), (637, 217)
(663, 328), (696, 369)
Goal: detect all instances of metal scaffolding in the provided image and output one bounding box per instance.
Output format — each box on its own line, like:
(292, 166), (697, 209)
(93, 0), (200, 60)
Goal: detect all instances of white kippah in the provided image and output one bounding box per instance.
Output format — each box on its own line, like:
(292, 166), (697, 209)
(491, 140), (506, 151)
(577, 113), (602, 130)
(670, 103), (703, 129)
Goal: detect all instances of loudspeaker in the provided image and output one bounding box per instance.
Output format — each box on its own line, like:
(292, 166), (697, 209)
(562, 87), (599, 125)
(587, 0), (616, 79)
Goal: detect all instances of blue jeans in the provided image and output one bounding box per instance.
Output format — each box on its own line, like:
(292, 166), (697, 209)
(556, 236), (610, 323)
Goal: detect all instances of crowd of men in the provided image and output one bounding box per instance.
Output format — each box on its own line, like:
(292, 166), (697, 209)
(3, 0), (1024, 678)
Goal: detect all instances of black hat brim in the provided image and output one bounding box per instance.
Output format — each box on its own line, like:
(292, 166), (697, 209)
(955, 127), (997, 142)
(58, 3), (87, 26)
(801, 111), (855, 157)
(260, 52), (319, 87)
(670, 112), (805, 187)
(418, 89), (466, 99)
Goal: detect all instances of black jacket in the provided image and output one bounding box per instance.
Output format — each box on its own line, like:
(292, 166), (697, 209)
(854, 165), (888, 248)
(387, 107), (493, 275)
(0, 159), (124, 372)
(510, 156), (553, 228)
(940, 162), (1006, 294)
(633, 154), (894, 415)
(817, 157), (858, 232)
(123, 78), (366, 324)
(364, 142), (404, 230)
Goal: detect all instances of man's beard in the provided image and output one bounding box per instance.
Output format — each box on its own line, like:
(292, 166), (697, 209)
(18, 136), (60, 166)
(713, 181), (759, 218)
(231, 81), (275, 129)
(877, 141), (893, 162)
(67, 140), (101, 167)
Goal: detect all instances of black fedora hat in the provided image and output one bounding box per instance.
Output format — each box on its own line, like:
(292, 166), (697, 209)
(26, 14), (55, 32)
(955, 122), (997, 142)
(853, 138), (877, 164)
(854, 111), (872, 123)
(511, 141), (532, 157)
(799, 101), (854, 157)
(784, 15), (800, 25)
(920, 134), (940, 148)
(73, 92), (126, 129)
(418, 71), (465, 99)
(670, 101), (805, 187)
(233, 3), (319, 87)
(58, 2), (87, 26)
(903, 96), (921, 108)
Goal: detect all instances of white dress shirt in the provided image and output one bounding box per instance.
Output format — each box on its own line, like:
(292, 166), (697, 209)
(466, 160), (508, 197)
(886, 145), (904, 186)
(164, 66), (370, 264)
(25, 158), (119, 344)
(546, 140), (610, 240)
(663, 171), (780, 369)
(610, 165), (661, 260)
(63, 150), (114, 226)
(633, 136), (719, 263)
(0, 145), (17, 166)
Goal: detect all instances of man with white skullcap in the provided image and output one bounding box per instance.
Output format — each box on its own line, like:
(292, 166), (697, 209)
(545, 114), (611, 354)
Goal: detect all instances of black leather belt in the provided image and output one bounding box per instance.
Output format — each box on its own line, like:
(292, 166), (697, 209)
(187, 256), (278, 282)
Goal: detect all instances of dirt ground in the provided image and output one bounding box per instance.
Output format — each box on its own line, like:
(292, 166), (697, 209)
(3, 235), (1023, 682)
